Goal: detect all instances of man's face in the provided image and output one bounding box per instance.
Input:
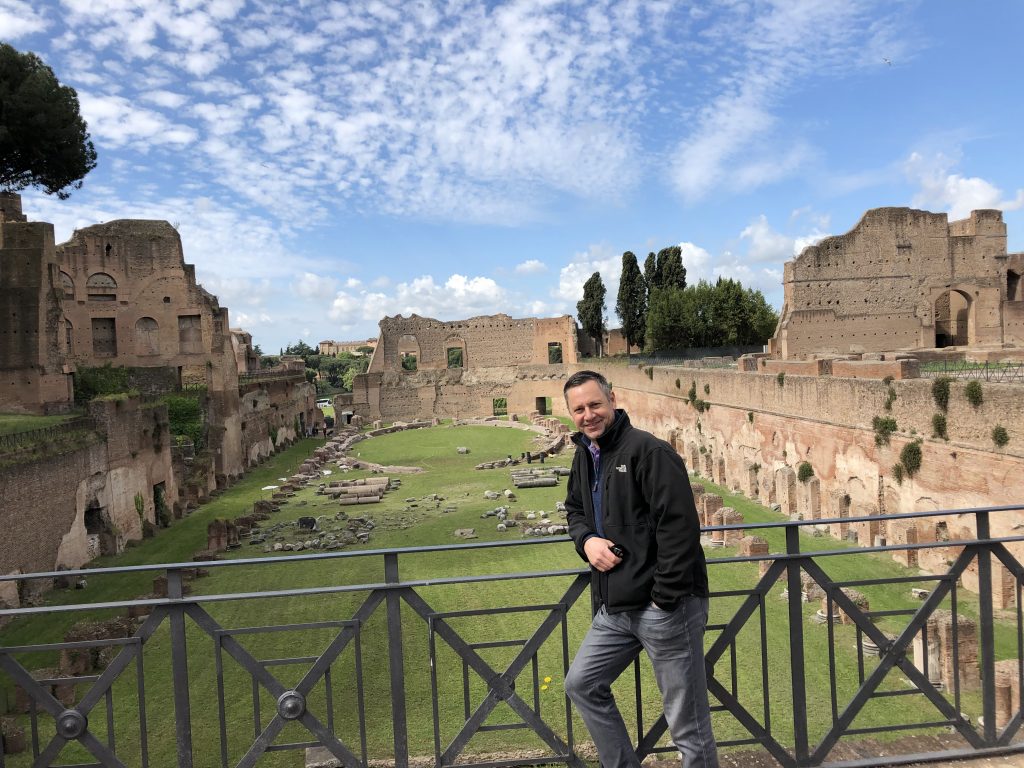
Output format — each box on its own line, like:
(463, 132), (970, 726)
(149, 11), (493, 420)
(565, 380), (616, 441)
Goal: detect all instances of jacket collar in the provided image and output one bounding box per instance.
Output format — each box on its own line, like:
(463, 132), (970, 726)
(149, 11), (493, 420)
(571, 409), (631, 451)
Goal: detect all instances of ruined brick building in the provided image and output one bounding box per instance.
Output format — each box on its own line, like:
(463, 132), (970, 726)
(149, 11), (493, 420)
(344, 313), (580, 421)
(1, 192), (316, 578)
(771, 208), (1024, 358)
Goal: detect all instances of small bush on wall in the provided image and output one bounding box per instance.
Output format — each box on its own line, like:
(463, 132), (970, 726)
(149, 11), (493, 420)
(964, 380), (983, 408)
(992, 425), (1010, 447)
(872, 416), (897, 446)
(899, 440), (923, 478)
(931, 377), (951, 412)
(931, 413), (948, 440)
(797, 461), (814, 483)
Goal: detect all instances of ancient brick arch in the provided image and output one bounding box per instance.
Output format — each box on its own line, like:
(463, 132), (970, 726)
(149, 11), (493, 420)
(444, 334), (466, 368)
(933, 288), (973, 347)
(135, 317), (160, 356)
(398, 334), (420, 371)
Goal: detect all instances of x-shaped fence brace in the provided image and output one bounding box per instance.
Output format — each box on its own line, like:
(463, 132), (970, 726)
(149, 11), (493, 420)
(407, 573), (590, 768)
(4, 544), (1023, 768)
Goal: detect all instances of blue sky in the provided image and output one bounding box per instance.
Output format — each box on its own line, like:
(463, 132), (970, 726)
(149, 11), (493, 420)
(4, 0), (1024, 353)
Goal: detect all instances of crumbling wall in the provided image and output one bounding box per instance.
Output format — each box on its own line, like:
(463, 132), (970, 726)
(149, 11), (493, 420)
(580, 363), (1024, 581)
(0, 209), (73, 414)
(0, 398), (177, 575)
(355, 313), (578, 420)
(772, 208), (1020, 358)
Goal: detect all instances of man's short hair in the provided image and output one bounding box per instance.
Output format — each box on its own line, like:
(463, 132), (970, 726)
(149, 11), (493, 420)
(563, 370), (613, 400)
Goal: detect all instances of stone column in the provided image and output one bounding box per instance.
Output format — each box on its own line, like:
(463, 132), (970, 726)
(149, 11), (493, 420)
(776, 466), (798, 518)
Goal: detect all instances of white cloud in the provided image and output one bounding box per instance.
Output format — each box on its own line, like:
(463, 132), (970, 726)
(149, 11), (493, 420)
(292, 272), (340, 301)
(328, 273), (507, 329)
(0, 0), (49, 38)
(905, 152), (1024, 220)
(555, 244), (621, 314)
(669, 1), (916, 201)
(740, 215), (793, 263)
(78, 92), (198, 148)
(515, 259), (547, 275)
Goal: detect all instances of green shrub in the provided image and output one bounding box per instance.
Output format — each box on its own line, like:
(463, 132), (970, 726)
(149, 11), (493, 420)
(162, 394), (205, 450)
(992, 425), (1010, 447)
(883, 386), (896, 411)
(964, 380), (983, 408)
(645, 366), (654, 380)
(703, 383), (710, 395)
(931, 413), (948, 440)
(74, 364), (132, 404)
(931, 377), (951, 412)
(899, 440), (923, 477)
(134, 492), (145, 519)
(882, 375), (894, 385)
(892, 463), (905, 485)
(776, 371), (785, 387)
(675, 378), (681, 389)
(269, 426), (279, 445)
(688, 381), (697, 403)
(747, 411), (754, 423)
(872, 415), (898, 446)
(797, 462), (814, 483)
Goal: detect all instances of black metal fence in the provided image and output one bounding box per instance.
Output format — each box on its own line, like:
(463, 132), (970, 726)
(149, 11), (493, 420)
(920, 361), (1024, 383)
(0, 417), (97, 457)
(2, 506), (1024, 768)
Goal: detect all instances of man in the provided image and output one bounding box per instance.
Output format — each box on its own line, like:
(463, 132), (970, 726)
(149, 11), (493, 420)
(562, 370), (718, 768)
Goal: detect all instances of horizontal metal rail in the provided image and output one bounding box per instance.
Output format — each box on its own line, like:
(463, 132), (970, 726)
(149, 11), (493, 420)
(2, 506), (1024, 768)
(0, 417), (97, 455)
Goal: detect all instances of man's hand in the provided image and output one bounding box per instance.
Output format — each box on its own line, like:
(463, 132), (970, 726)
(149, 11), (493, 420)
(583, 537), (622, 572)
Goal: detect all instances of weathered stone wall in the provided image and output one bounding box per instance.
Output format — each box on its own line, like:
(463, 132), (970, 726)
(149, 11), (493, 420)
(354, 313), (578, 420)
(367, 313), (577, 373)
(0, 215), (73, 414)
(772, 207), (1024, 358)
(239, 376), (317, 465)
(579, 362), (1024, 560)
(0, 398), (177, 576)
(54, 219), (244, 478)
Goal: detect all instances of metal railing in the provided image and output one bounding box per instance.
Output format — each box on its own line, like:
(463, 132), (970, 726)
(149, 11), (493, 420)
(0, 417), (97, 456)
(920, 361), (1024, 383)
(238, 370), (307, 387)
(2, 506), (1024, 767)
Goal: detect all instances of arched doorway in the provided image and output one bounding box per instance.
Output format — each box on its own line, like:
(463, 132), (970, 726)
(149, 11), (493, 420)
(934, 290), (971, 347)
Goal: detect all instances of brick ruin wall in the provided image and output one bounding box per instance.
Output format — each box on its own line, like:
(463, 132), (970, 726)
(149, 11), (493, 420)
(0, 218), (74, 414)
(773, 208), (1024, 358)
(356, 314), (578, 421)
(238, 377), (317, 466)
(581, 362), (1024, 601)
(0, 397), (178, 582)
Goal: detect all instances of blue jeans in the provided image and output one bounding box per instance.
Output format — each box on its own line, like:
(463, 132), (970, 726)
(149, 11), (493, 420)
(565, 596), (718, 768)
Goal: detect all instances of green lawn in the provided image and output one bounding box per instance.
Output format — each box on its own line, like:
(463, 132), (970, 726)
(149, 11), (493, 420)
(0, 426), (1013, 766)
(0, 412), (81, 436)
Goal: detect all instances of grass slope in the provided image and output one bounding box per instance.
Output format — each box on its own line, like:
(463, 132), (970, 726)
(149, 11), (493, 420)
(0, 426), (1010, 767)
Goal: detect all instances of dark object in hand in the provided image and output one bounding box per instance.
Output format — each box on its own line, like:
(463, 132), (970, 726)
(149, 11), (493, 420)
(609, 544), (625, 558)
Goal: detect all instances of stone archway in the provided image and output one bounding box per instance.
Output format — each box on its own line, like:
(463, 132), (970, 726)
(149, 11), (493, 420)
(934, 289), (971, 347)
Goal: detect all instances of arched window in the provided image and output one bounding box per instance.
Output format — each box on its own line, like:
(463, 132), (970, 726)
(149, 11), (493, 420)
(87, 272), (117, 302)
(398, 334), (419, 372)
(64, 317), (73, 353)
(60, 271), (75, 299)
(934, 290), (971, 347)
(135, 317), (160, 355)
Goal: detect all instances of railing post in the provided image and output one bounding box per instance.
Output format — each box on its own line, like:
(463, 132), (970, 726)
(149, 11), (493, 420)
(976, 511), (997, 743)
(786, 524), (810, 765)
(384, 552), (409, 768)
(168, 568), (193, 768)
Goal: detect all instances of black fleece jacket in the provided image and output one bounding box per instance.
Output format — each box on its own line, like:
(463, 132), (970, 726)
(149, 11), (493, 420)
(565, 410), (708, 614)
